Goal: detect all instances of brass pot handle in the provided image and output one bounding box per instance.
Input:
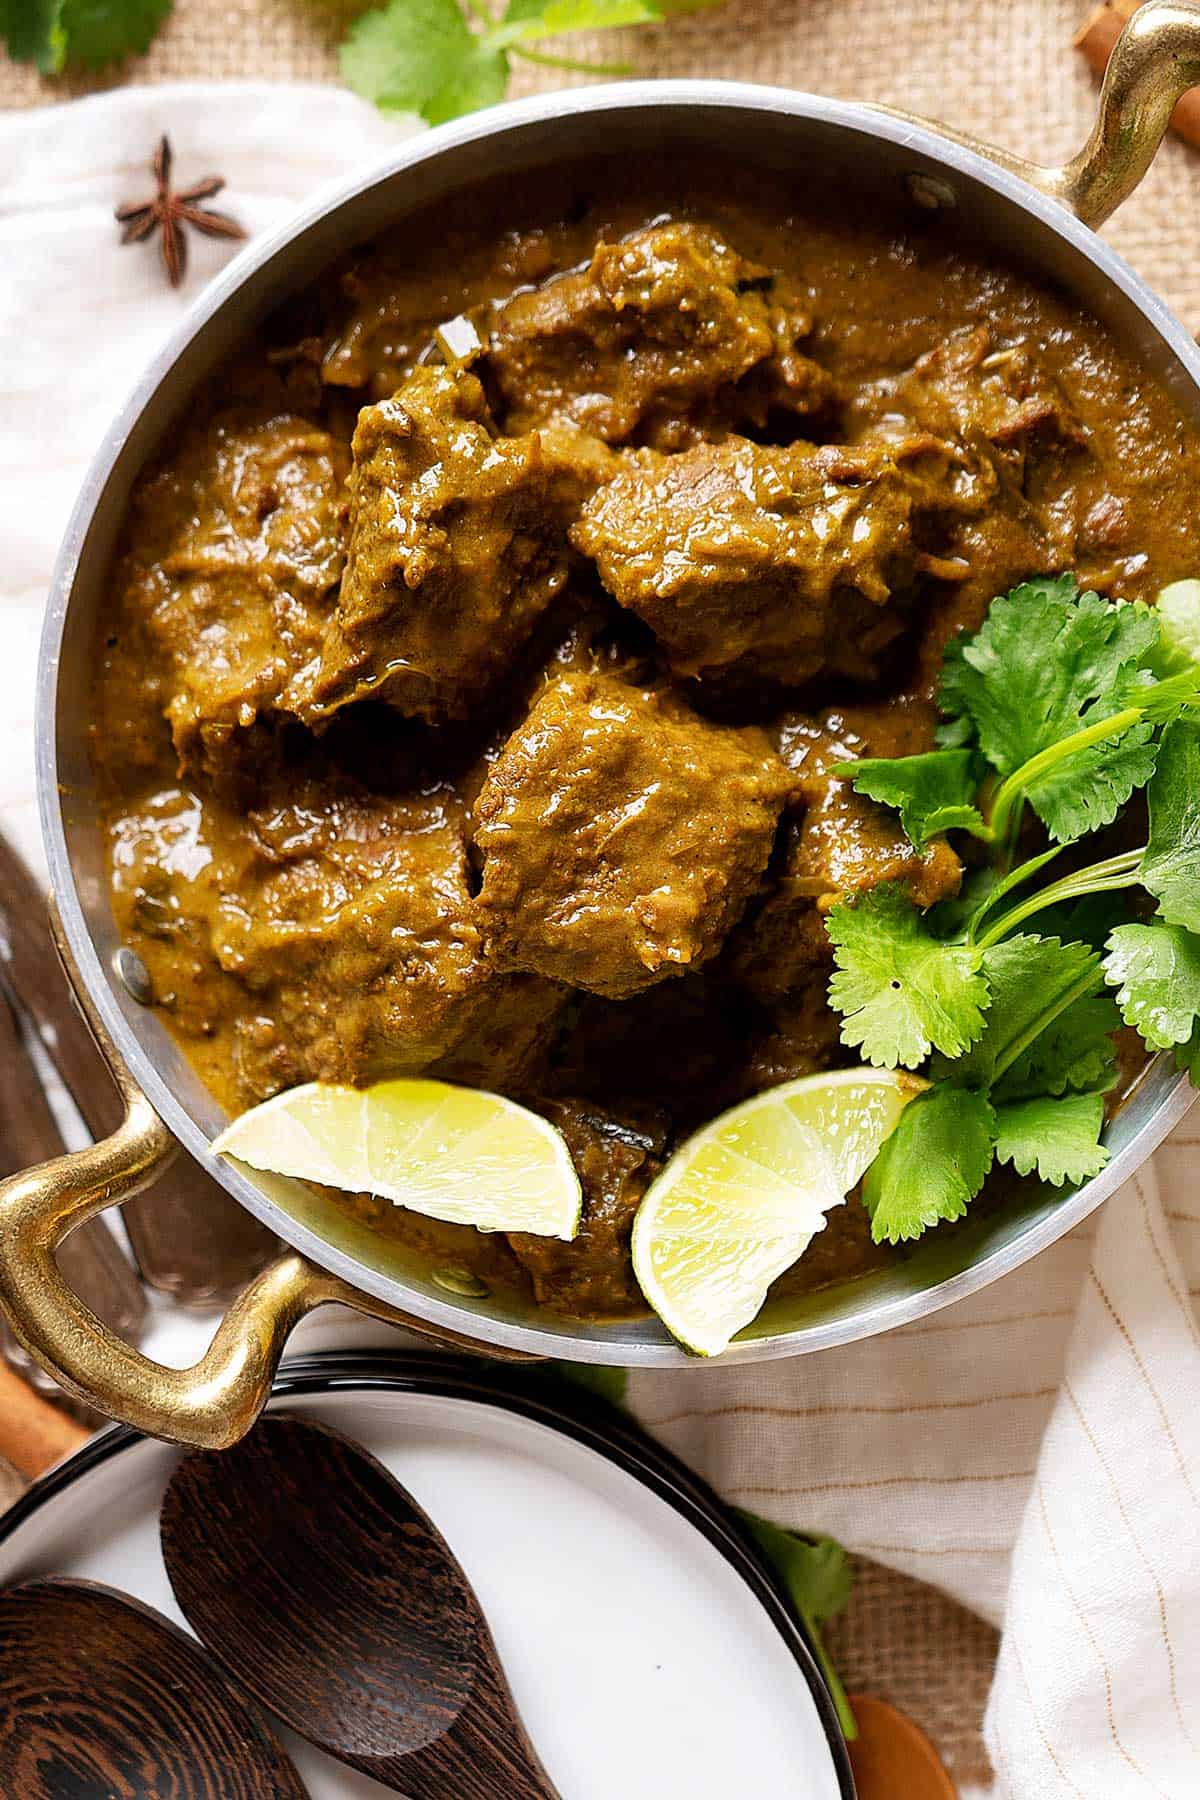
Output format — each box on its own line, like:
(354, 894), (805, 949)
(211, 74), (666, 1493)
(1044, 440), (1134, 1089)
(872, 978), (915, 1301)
(0, 916), (526, 1450)
(894, 0), (1200, 227)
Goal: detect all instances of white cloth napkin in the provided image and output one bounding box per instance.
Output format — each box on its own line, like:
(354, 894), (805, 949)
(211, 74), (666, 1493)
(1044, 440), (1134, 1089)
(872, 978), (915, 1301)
(4, 81), (1200, 1799)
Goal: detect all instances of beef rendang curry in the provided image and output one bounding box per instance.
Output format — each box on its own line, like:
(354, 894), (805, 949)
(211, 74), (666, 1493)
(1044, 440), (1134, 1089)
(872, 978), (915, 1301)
(92, 163), (1200, 1322)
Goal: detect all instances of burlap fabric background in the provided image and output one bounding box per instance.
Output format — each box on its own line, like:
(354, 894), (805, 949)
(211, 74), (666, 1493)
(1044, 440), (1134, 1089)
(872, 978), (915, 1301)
(5, 1), (1200, 1787)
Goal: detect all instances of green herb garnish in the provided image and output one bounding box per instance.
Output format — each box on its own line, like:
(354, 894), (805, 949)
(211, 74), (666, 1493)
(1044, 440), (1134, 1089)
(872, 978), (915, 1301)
(863, 1084), (995, 1244)
(2, 0), (171, 72)
(339, 0), (718, 125)
(827, 573), (1200, 1244)
(826, 885), (989, 1068)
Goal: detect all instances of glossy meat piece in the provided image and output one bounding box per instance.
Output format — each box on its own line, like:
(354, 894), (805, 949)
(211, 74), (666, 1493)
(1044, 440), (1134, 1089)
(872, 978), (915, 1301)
(883, 324), (1087, 467)
(116, 412), (348, 777)
(724, 703), (962, 1004)
(474, 671), (792, 1000)
(572, 433), (975, 689)
(869, 324), (1093, 644)
(506, 1099), (667, 1316)
(434, 971), (568, 1096)
(485, 221), (835, 447)
(855, 329), (1096, 690)
(297, 367), (615, 725)
(109, 776), (555, 1105)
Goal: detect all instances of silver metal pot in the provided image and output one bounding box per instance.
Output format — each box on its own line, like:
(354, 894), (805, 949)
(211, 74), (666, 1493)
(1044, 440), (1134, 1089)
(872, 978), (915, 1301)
(4, 1), (1199, 1447)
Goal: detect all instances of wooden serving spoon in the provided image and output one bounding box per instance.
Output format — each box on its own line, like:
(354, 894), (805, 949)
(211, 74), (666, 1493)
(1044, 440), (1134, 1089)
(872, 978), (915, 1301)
(161, 1414), (560, 1799)
(847, 1694), (957, 1799)
(0, 1578), (308, 1799)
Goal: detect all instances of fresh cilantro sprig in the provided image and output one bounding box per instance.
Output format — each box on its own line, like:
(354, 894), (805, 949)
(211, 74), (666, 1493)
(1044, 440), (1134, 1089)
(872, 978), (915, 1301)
(860, 933), (1114, 1242)
(824, 575), (1200, 1247)
(736, 1513), (857, 1741)
(340, 0), (717, 125)
(840, 577), (1200, 858)
(1, 0), (171, 72)
(826, 885), (988, 1068)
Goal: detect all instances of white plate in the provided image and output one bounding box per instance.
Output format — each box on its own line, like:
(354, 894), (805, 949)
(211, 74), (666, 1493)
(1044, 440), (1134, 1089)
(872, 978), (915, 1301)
(0, 1355), (850, 1800)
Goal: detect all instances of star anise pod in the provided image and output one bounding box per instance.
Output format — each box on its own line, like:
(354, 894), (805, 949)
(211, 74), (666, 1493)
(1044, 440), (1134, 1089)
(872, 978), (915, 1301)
(115, 135), (247, 289)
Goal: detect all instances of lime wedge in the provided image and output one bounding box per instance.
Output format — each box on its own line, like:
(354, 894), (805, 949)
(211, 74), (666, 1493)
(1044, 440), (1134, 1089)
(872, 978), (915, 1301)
(631, 1069), (925, 1356)
(212, 1078), (582, 1238)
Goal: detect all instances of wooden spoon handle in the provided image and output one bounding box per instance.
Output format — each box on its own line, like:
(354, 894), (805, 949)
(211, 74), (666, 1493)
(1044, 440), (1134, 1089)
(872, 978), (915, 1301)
(0, 1357), (89, 1481)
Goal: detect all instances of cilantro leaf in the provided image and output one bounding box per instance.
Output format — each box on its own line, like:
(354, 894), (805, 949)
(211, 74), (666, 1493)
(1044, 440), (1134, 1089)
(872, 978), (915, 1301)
(1104, 921), (1200, 1050)
(1022, 719), (1157, 845)
(1132, 662), (1200, 725)
(56, 0), (170, 65)
(994, 994), (1119, 1100)
(826, 885), (988, 1069)
(939, 576), (1157, 765)
(931, 935), (1103, 1091)
(934, 700), (976, 751)
(500, 0), (660, 35)
(863, 1085), (995, 1244)
(341, 0), (680, 122)
(422, 48), (509, 122)
(832, 749), (985, 851)
(736, 1515), (852, 1624)
(1150, 580), (1200, 677)
(1, 0), (65, 68)
(341, 0), (508, 123)
(1139, 717), (1200, 934)
(993, 1093), (1108, 1186)
(939, 577), (1160, 843)
(736, 1514), (856, 1741)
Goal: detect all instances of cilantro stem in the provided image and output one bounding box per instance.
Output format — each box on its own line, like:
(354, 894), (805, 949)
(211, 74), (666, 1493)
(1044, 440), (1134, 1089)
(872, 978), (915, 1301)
(508, 44), (634, 70)
(987, 705), (1145, 849)
(976, 847), (1143, 949)
(966, 843), (1065, 944)
(997, 797), (1024, 873)
(803, 1612), (858, 1742)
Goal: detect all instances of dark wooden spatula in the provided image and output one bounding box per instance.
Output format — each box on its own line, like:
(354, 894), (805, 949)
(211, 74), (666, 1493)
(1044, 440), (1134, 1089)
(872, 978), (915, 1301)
(0, 1578), (307, 1798)
(160, 1414), (560, 1799)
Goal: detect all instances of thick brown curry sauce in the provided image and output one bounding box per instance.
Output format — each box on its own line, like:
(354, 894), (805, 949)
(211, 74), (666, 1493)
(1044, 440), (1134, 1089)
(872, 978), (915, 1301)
(91, 160), (1200, 1323)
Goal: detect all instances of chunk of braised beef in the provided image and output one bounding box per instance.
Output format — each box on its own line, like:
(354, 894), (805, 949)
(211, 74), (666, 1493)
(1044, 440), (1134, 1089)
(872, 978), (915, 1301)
(295, 366), (616, 727)
(544, 974), (747, 1123)
(115, 412), (348, 782)
(862, 330), (1096, 688)
(474, 671), (792, 1000)
(883, 325), (1088, 464)
(110, 772), (561, 1107)
(724, 982), (846, 1102)
(484, 221), (837, 448)
(505, 1098), (669, 1317)
(572, 432), (978, 691)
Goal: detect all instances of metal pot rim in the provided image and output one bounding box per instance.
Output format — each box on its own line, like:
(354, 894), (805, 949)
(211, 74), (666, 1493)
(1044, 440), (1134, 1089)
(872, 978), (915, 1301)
(37, 80), (1199, 1367)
